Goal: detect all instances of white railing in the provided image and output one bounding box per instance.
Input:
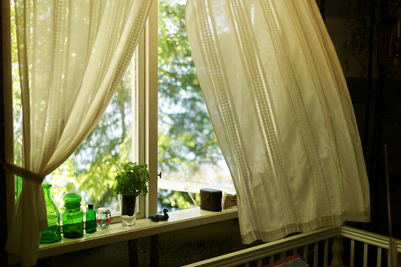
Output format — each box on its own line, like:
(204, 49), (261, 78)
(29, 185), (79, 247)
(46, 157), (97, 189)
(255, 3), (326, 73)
(340, 226), (401, 267)
(183, 226), (401, 267)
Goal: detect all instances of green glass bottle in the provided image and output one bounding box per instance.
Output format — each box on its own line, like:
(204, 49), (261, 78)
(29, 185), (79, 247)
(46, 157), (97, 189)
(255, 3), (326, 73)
(86, 204), (97, 233)
(16, 176), (22, 202)
(40, 184), (61, 243)
(62, 193), (83, 238)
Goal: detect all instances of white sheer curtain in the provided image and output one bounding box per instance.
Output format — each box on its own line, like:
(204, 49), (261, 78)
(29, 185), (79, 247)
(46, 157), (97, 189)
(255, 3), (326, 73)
(186, 0), (370, 244)
(5, 0), (153, 266)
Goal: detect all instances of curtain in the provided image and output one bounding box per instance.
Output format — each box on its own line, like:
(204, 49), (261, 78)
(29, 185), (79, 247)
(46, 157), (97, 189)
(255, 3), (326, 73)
(186, 0), (370, 244)
(5, 0), (153, 266)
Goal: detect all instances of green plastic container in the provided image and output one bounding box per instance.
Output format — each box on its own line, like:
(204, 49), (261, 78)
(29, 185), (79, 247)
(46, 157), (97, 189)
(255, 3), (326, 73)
(62, 193), (83, 238)
(40, 184), (61, 243)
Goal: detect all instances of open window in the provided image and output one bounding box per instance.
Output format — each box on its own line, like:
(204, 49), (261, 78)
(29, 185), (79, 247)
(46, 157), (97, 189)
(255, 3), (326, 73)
(9, 0), (235, 223)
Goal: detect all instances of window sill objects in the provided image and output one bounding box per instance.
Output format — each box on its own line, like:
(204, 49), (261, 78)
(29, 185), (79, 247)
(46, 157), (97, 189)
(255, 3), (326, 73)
(7, 207), (237, 264)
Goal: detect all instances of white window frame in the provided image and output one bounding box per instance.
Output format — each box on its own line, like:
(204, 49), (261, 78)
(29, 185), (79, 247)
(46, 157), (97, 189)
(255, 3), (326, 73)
(135, 0), (158, 219)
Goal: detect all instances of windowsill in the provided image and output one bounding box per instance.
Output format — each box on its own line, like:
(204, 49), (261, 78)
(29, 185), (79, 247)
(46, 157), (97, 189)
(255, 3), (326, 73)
(20, 207), (237, 261)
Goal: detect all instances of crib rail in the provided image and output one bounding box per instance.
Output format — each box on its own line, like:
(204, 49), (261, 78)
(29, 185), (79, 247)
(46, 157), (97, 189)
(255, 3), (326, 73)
(340, 226), (401, 267)
(183, 226), (339, 267)
(183, 226), (401, 267)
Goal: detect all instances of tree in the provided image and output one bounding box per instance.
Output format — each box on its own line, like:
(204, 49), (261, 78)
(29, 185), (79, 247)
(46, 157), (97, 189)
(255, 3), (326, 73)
(158, 0), (224, 181)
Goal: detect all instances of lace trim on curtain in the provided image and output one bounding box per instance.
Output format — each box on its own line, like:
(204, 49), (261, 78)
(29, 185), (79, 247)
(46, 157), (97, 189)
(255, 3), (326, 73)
(0, 161), (44, 184)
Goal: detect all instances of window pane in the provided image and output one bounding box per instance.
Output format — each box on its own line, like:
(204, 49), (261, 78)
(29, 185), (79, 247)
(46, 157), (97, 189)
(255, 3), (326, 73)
(158, 0), (234, 212)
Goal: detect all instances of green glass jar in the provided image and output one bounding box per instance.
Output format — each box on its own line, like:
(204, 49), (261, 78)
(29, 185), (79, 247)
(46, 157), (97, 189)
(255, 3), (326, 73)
(62, 193), (83, 238)
(40, 184), (61, 243)
(86, 204), (97, 233)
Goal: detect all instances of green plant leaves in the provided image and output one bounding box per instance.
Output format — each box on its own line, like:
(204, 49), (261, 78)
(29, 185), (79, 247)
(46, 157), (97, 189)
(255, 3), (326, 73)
(110, 158), (150, 196)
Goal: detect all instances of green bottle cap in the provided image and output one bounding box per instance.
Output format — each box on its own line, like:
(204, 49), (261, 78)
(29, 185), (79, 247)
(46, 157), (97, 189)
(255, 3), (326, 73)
(63, 193), (82, 206)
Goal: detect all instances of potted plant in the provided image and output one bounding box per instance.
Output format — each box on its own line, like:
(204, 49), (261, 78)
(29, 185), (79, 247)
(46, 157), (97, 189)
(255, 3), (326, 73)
(110, 157), (150, 226)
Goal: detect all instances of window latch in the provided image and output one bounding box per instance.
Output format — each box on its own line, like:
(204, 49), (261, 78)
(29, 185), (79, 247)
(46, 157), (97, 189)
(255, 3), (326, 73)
(157, 172), (162, 179)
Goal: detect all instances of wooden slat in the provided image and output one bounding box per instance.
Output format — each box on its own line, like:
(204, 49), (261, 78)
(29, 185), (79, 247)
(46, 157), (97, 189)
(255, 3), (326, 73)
(314, 242), (319, 267)
(350, 239), (355, 267)
(377, 247), (382, 267)
(304, 245), (308, 264)
(269, 255), (274, 264)
(324, 239), (329, 267)
(257, 259), (262, 267)
(280, 252), (285, 260)
(363, 243), (368, 267)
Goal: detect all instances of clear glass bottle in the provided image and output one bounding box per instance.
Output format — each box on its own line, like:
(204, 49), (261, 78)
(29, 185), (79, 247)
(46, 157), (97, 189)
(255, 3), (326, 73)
(86, 204), (97, 233)
(40, 183), (61, 243)
(62, 193), (83, 238)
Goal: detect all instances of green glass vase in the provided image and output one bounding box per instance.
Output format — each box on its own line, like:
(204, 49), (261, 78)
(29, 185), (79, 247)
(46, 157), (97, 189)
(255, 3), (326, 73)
(40, 184), (61, 243)
(62, 193), (84, 238)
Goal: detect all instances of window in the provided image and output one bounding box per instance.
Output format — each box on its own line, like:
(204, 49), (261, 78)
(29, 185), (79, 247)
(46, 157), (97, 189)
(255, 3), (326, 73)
(157, 0), (235, 212)
(9, 0), (234, 221)
(9, 0), (157, 218)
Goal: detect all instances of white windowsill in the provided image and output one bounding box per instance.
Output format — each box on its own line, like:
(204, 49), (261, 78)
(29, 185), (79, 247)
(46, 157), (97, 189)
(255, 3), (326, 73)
(10, 207), (237, 262)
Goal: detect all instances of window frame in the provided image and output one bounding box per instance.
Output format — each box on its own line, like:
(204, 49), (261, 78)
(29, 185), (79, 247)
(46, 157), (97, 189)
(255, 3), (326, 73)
(141, 0), (158, 218)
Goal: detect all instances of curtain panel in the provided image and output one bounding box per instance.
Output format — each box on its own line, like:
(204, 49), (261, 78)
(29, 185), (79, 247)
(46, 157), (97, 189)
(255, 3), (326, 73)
(186, 0), (370, 244)
(6, 1), (153, 266)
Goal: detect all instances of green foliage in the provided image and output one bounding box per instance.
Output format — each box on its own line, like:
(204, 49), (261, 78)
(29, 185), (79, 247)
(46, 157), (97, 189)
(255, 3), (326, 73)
(158, 189), (200, 212)
(11, 0), (22, 166)
(110, 157), (150, 196)
(157, 0), (223, 179)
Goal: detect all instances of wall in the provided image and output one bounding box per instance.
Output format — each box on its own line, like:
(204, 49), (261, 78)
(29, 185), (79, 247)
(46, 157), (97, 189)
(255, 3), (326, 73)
(1, 2), (10, 266)
(32, 219), (262, 267)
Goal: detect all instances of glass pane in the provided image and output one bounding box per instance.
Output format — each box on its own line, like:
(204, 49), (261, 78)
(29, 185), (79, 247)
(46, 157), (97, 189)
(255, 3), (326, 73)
(158, 0), (234, 212)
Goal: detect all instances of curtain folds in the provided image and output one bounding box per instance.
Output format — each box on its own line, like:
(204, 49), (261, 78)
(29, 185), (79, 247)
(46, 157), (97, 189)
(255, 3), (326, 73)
(6, 1), (153, 266)
(186, 0), (370, 244)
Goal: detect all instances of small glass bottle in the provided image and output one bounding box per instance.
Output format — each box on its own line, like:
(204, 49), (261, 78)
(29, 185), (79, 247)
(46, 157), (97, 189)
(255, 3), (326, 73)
(86, 204), (97, 233)
(62, 193), (83, 238)
(40, 183), (61, 243)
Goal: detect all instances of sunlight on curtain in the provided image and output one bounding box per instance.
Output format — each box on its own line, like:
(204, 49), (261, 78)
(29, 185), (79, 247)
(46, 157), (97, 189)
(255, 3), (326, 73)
(186, 0), (370, 244)
(5, 1), (153, 266)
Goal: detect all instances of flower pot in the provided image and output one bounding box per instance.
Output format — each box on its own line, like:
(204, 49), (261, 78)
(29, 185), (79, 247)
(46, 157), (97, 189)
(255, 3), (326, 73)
(120, 195), (137, 226)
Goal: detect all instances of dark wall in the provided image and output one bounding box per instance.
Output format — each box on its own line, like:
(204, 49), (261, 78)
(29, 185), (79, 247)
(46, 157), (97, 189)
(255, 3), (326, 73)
(1, 3), (10, 267)
(32, 219), (260, 267)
